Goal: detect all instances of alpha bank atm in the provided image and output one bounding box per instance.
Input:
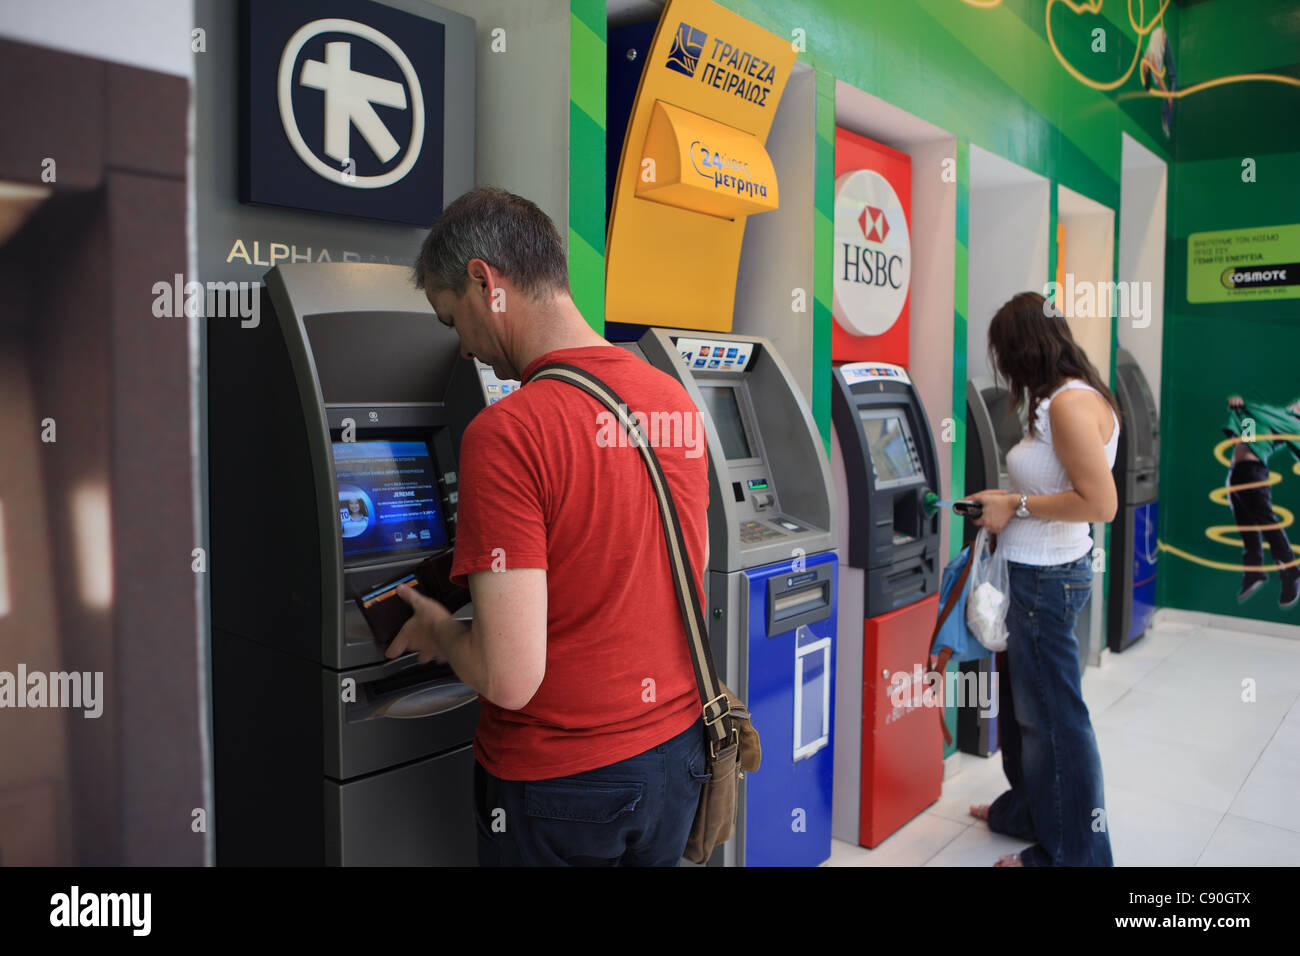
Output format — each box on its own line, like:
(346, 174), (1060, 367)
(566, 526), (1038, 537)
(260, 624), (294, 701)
(208, 263), (497, 865)
(629, 328), (837, 868)
(831, 362), (944, 848)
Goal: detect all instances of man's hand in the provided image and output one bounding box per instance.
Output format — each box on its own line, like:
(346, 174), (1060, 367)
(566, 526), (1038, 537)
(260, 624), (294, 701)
(967, 489), (1019, 534)
(385, 585), (453, 663)
(1228, 395), (1244, 409)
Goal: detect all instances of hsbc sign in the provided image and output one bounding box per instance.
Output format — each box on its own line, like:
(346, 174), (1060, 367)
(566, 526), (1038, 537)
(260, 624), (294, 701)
(833, 169), (911, 337)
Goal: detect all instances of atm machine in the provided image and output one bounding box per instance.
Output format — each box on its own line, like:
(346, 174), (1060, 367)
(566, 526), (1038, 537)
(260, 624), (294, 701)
(1108, 348), (1160, 652)
(628, 328), (837, 868)
(960, 378), (1022, 757)
(830, 362), (943, 847)
(208, 263), (496, 865)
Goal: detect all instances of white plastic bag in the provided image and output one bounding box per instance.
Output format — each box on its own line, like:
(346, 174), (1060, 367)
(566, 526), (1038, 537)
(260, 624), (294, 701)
(965, 528), (1009, 652)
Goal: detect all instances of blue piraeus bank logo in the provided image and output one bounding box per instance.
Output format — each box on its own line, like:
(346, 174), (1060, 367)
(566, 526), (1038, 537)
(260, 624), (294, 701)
(663, 20), (777, 106)
(666, 22), (707, 77)
(240, 0), (445, 226)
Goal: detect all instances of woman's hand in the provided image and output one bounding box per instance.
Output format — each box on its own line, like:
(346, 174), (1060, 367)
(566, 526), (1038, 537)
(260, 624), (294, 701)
(967, 489), (1019, 534)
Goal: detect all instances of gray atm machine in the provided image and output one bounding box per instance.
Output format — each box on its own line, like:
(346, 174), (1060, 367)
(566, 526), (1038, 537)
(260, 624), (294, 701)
(1108, 348), (1160, 652)
(628, 328), (838, 868)
(960, 378), (1021, 756)
(208, 263), (495, 865)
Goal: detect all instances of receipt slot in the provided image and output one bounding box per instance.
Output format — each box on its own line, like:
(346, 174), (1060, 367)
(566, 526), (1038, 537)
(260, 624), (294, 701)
(208, 263), (494, 865)
(629, 328), (838, 867)
(830, 362), (943, 847)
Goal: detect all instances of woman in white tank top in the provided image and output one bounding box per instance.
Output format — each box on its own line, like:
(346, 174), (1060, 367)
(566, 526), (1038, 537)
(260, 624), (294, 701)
(965, 291), (1120, 867)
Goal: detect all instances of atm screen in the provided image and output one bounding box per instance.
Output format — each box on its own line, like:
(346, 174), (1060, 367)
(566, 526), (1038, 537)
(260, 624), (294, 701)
(859, 410), (920, 485)
(698, 386), (753, 460)
(333, 439), (449, 562)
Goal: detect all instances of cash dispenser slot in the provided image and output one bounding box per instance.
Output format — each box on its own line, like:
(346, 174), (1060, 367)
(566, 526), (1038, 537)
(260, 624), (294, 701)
(350, 662), (477, 722)
(326, 654), (478, 781)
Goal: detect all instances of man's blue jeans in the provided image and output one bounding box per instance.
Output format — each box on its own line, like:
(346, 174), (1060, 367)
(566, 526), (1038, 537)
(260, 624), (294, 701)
(987, 555), (1114, 866)
(473, 717), (709, 866)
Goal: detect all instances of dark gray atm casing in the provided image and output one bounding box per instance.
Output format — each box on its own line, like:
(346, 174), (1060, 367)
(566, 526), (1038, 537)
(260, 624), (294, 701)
(831, 364), (941, 616)
(1108, 348), (1160, 652)
(960, 378), (1022, 757)
(964, 379), (1022, 536)
(209, 263), (490, 865)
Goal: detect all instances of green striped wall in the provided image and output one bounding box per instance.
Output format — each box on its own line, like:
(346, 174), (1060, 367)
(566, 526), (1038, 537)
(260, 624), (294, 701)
(951, 139), (970, 562)
(811, 67), (835, 454)
(569, 0), (606, 332)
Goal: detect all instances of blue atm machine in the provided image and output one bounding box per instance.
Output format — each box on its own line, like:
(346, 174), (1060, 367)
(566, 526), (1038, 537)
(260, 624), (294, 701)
(629, 328), (838, 867)
(1108, 348), (1160, 651)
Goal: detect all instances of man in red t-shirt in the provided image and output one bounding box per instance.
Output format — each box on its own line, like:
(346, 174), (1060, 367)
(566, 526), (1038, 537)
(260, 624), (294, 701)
(387, 187), (711, 866)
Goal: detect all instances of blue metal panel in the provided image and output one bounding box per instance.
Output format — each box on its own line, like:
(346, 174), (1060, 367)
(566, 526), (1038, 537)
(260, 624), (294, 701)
(1130, 500), (1158, 642)
(741, 551), (837, 868)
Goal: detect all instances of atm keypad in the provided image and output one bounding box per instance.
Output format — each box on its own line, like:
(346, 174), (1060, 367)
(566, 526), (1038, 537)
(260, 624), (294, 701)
(739, 520), (785, 543)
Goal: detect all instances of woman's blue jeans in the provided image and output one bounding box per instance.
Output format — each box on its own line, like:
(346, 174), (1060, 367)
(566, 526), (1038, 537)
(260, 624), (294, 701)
(987, 554), (1113, 866)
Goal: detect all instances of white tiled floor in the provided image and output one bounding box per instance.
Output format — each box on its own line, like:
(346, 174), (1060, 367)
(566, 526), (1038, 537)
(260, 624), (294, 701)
(827, 614), (1300, 866)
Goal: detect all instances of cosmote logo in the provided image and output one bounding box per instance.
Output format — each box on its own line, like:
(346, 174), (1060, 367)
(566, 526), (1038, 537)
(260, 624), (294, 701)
(1220, 265), (1292, 289)
(666, 22), (708, 78)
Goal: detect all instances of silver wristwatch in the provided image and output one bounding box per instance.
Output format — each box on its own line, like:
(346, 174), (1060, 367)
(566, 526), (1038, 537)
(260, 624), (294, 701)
(1015, 494), (1031, 519)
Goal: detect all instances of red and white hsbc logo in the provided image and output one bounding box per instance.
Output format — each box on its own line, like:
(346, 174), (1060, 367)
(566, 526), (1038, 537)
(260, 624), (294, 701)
(833, 169), (910, 336)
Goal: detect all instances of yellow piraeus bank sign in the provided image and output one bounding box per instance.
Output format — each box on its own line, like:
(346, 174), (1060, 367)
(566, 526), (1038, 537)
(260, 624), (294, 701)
(607, 0), (795, 332)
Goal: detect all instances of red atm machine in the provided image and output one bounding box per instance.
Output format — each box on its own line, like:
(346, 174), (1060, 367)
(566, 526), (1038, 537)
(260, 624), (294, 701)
(828, 129), (942, 848)
(830, 364), (943, 847)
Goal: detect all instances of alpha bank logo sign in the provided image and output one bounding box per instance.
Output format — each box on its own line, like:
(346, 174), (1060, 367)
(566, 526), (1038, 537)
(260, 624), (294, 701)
(833, 169), (910, 337)
(278, 19), (423, 189)
(664, 21), (776, 106)
(241, 0), (445, 225)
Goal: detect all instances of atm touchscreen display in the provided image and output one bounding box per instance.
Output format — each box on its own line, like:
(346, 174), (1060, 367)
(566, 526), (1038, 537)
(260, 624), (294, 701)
(333, 439), (449, 562)
(859, 410), (920, 485)
(698, 386), (753, 460)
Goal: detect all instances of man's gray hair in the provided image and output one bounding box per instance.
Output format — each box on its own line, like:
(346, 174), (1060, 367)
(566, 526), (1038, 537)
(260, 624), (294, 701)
(412, 186), (570, 298)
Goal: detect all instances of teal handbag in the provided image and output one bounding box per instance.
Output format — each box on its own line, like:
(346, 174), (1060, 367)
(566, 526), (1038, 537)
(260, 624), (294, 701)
(930, 542), (994, 666)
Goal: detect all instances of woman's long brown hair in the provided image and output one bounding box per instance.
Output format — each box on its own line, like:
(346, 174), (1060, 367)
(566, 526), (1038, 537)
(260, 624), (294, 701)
(987, 291), (1120, 436)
